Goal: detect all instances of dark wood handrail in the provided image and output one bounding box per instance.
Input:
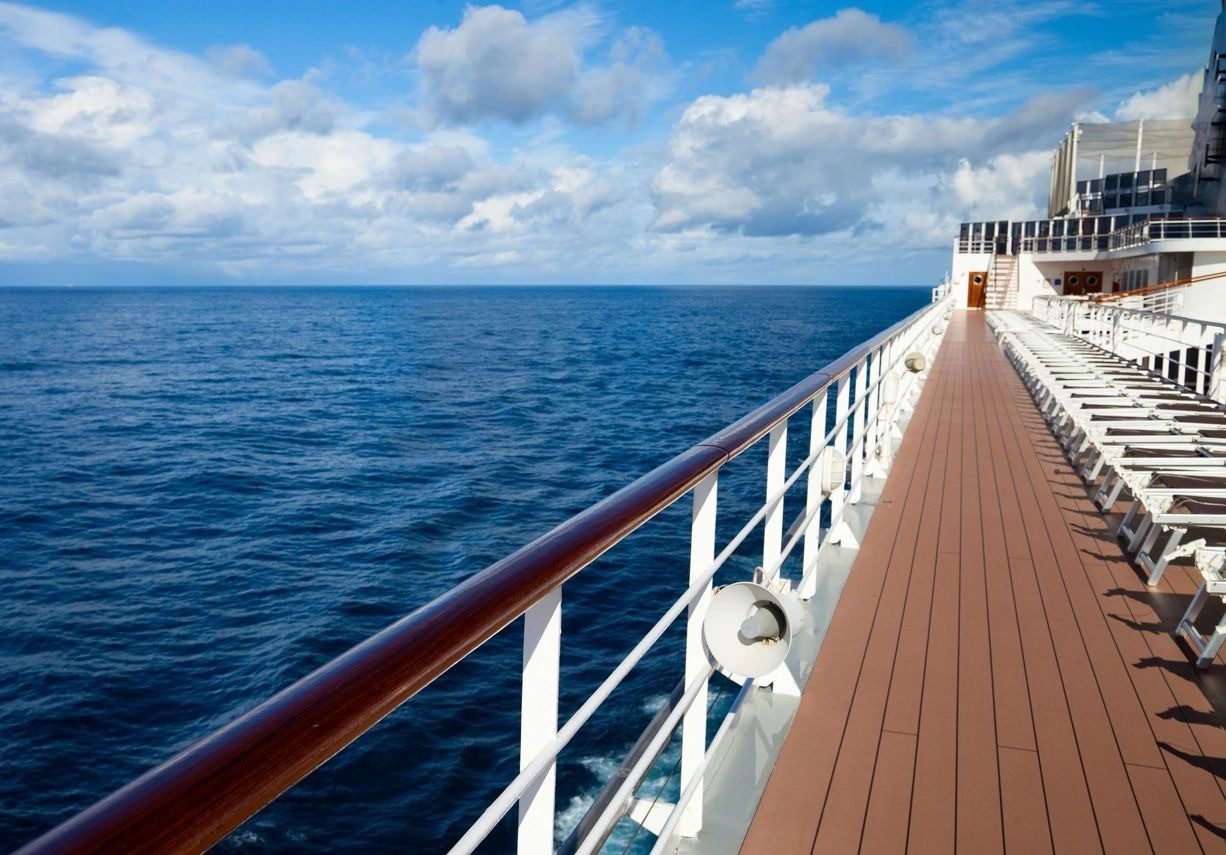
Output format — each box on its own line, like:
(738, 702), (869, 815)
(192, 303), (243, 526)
(19, 300), (941, 855)
(1089, 267), (1226, 303)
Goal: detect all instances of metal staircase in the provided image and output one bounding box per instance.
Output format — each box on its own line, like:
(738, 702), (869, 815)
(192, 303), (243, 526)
(985, 252), (1019, 309)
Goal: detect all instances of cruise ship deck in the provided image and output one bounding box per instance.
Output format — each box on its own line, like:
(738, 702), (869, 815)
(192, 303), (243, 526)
(742, 311), (1226, 854)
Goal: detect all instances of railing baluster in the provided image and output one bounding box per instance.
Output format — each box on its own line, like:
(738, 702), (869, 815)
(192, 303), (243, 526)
(1212, 333), (1226, 405)
(679, 472), (718, 836)
(762, 422), (787, 582)
(849, 359), (867, 504)
(829, 375), (851, 543)
(520, 587), (562, 853)
(800, 392), (828, 599)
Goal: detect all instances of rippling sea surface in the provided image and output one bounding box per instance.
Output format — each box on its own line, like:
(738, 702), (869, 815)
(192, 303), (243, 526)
(0, 285), (927, 852)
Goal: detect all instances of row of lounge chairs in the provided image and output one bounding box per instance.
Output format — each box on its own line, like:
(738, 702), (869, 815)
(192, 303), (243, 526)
(987, 311), (1226, 668)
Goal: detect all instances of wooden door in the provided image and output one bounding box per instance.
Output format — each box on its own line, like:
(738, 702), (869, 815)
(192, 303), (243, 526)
(967, 271), (987, 308)
(1063, 270), (1102, 296)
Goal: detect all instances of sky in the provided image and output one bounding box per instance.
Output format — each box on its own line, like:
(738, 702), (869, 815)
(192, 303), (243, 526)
(0, 0), (1218, 286)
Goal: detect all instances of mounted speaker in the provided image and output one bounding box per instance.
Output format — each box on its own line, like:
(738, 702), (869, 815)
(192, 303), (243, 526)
(702, 582), (801, 679)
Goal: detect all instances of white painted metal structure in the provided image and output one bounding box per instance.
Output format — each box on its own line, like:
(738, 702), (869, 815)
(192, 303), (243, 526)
(448, 294), (953, 854)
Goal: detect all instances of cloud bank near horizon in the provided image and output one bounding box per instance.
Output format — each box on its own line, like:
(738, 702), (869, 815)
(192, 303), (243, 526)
(0, 1), (1209, 284)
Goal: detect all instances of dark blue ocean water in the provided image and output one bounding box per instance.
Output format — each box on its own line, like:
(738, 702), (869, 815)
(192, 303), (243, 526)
(0, 286), (926, 852)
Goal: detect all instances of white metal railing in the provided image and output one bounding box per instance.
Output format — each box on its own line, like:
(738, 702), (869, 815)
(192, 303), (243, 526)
(451, 294), (954, 854)
(963, 217), (1226, 256)
(25, 293), (955, 855)
(1032, 295), (1226, 403)
(1110, 218), (1226, 250)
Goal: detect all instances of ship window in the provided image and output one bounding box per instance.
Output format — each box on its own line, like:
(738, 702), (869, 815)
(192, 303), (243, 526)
(1104, 193), (1118, 209)
(1105, 174), (1119, 191)
(1097, 216), (1112, 234)
(984, 222), (995, 239)
(1090, 178), (1103, 194)
(1137, 170), (1151, 187)
(1052, 221), (1064, 237)
(1153, 168), (1167, 184)
(960, 223), (970, 238)
(1135, 190), (1150, 206)
(1038, 221), (1050, 237)
(1117, 191), (1133, 208)
(1024, 221), (1036, 237)
(1151, 188), (1167, 206)
(1120, 172), (1134, 189)
(1077, 180), (1089, 194)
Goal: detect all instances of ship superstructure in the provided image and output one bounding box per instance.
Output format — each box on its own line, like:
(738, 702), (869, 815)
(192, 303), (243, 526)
(950, 13), (1226, 323)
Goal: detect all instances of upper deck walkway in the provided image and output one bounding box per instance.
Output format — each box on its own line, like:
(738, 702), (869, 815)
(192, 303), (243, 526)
(741, 311), (1226, 853)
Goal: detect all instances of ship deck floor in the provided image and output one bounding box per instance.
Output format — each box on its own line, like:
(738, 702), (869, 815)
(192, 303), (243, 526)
(741, 310), (1226, 854)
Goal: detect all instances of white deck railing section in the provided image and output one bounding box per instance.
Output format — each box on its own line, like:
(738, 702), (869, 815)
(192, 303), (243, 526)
(452, 295), (953, 854)
(1032, 296), (1226, 402)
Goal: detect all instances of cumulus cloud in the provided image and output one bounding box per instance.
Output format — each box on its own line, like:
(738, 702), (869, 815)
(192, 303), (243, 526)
(753, 9), (910, 84)
(651, 83), (1090, 237)
(206, 44), (273, 79)
(415, 5), (588, 124)
(0, 1), (639, 278)
(413, 4), (669, 127)
(1114, 72), (1201, 121)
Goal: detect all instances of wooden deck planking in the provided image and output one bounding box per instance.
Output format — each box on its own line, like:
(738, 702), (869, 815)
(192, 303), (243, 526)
(739, 311), (1226, 854)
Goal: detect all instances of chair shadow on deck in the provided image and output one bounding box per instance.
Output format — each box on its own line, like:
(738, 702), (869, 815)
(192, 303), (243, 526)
(1158, 741), (1226, 780)
(1192, 815), (1226, 842)
(1158, 704), (1226, 727)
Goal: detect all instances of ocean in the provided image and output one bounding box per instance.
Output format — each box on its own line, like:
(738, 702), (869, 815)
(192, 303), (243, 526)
(0, 285), (928, 852)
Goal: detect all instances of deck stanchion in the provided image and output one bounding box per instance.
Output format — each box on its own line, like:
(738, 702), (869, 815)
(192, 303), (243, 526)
(849, 359), (867, 504)
(1211, 333), (1226, 404)
(519, 587), (562, 853)
(800, 392), (827, 599)
(762, 423), (786, 582)
(829, 376), (851, 543)
(680, 472), (718, 836)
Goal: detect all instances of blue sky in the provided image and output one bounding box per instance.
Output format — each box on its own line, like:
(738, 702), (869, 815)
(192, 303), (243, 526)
(0, 0), (1218, 285)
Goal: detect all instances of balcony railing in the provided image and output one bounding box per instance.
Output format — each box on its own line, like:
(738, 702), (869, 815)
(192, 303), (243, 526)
(957, 217), (1226, 256)
(20, 295), (954, 855)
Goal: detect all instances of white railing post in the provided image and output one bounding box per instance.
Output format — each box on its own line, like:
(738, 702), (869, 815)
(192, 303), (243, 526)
(828, 376), (851, 543)
(1193, 335), (1206, 395)
(762, 422), (787, 582)
(849, 360), (868, 504)
(1211, 333), (1226, 405)
(868, 346), (883, 460)
(1110, 309), (1121, 358)
(519, 588), (562, 854)
(800, 392), (827, 599)
(679, 472), (717, 836)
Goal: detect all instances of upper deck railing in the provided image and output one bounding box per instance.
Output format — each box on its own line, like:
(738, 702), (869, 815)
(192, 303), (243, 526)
(1032, 295), (1226, 401)
(20, 295), (954, 854)
(956, 216), (1226, 256)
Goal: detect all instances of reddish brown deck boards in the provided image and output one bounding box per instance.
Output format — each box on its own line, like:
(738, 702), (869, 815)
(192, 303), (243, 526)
(740, 312), (1226, 854)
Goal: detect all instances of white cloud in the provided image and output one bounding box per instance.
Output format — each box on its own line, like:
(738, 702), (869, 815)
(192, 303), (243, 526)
(753, 9), (910, 84)
(415, 5), (589, 124)
(1114, 72), (1201, 121)
(0, 2), (641, 278)
(413, 4), (670, 127)
(651, 83), (1088, 237)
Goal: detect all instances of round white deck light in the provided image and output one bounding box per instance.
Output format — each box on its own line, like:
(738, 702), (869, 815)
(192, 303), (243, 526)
(703, 582), (797, 679)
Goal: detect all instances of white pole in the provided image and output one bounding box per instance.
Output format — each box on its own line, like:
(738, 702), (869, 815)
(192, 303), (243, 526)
(762, 423), (787, 582)
(800, 392), (827, 599)
(519, 588), (562, 853)
(679, 472), (717, 836)
(1135, 119), (1145, 173)
(1210, 333), (1226, 404)
(828, 376), (851, 538)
